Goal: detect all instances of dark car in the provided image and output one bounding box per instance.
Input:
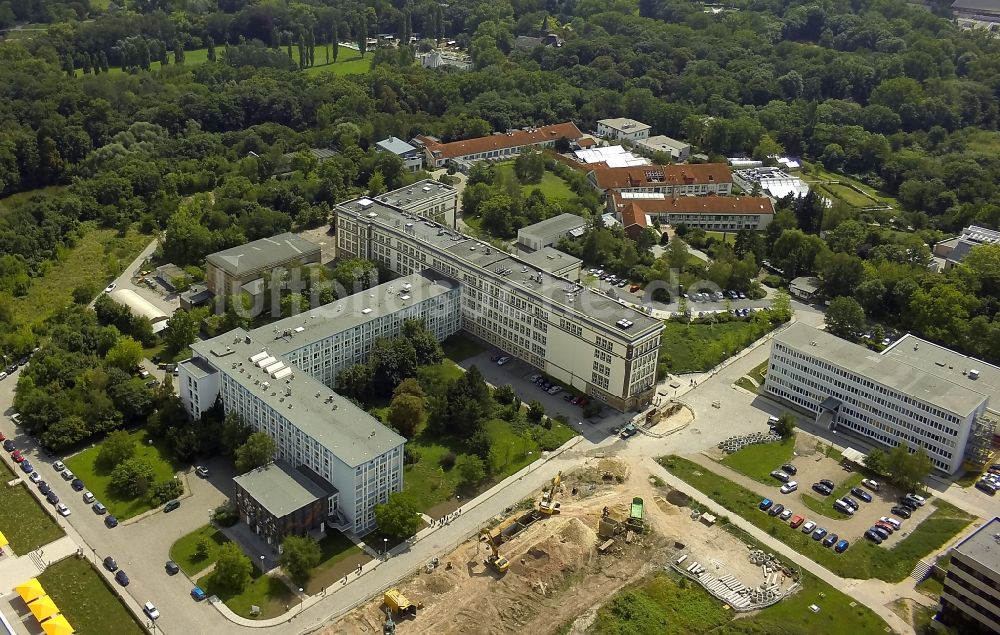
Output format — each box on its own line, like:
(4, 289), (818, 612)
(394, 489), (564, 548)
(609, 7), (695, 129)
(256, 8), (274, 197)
(781, 463), (798, 475)
(975, 480), (998, 495)
(891, 506), (912, 519)
(819, 479), (835, 489)
(17, 356), (28, 366)
(898, 499), (918, 512)
(812, 527), (828, 540)
(20, 460), (33, 474)
(37, 481), (50, 494)
(105, 515), (118, 528)
(851, 487), (873, 503)
(164, 499), (180, 513)
(768, 503), (785, 517)
(115, 570), (129, 586)
(812, 483), (832, 496)
(834, 539), (850, 553)
(71, 478), (84, 491)
(822, 533), (839, 548)
(870, 526), (890, 541)
(103, 556), (118, 572)
(45, 491), (59, 504)
(2, 440), (14, 452)
(165, 560), (180, 575)
(842, 497), (860, 510)
(864, 530), (884, 544)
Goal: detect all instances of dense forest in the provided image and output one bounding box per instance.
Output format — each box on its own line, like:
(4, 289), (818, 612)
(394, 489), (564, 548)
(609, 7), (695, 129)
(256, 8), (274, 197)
(1, 0), (1000, 368)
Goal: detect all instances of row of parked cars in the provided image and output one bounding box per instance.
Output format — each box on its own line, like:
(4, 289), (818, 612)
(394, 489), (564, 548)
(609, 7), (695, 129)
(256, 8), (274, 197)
(685, 290), (747, 302)
(974, 464), (1000, 496)
(0, 347), (37, 381)
(758, 498), (851, 553)
(864, 493), (924, 545)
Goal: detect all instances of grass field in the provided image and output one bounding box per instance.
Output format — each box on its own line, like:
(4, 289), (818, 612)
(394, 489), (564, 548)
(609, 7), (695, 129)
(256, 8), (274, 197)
(39, 557), (145, 635)
(0, 184), (66, 217)
(198, 567), (294, 619)
(590, 567), (889, 635)
(802, 164), (899, 209)
(659, 455), (975, 582)
(303, 532), (370, 594)
(11, 225), (150, 325)
(720, 436), (795, 483)
(65, 429), (183, 520)
(734, 376), (757, 392)
(658, 317), (777, 374)
(705, 230), (736, 245)
(495, 162), (578, 201)
(441, 333), (486, 362)
(820, 182), (877, 208)
(0, 481), (65, 553)
(169, 525), (232, 576)
(748, 359), (769, 384)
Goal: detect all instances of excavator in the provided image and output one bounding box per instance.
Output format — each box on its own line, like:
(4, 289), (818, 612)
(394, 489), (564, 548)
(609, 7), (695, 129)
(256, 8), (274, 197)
(538, 471), (562, 515)
(479, 528), (510, 574)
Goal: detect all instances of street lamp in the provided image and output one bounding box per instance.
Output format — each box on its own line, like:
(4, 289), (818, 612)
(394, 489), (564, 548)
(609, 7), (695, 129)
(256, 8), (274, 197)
(298, 588), (304, 613)
(260, 555), (265, 570)
(383, 538), (388, 557)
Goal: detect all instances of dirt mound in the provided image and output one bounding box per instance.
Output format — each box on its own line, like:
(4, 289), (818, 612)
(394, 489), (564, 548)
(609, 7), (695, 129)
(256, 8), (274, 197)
(665, 488), (692, 507)
(559, 517), (598, 547)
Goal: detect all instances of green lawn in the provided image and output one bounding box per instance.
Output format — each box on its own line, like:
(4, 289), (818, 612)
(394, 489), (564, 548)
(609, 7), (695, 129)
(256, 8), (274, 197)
(916, 574), (944, 598)
(496, 162), (578, 201)
(441, 333), (487, 362)
(198, 568), (295, 619)
(0, 185), (66, 217)
(303, 532), (371, 594)
(734, 376), (758, 392)
(658, 455), (975, 582)
(819, 182), (878, 208)
(720, 436), (795, 483)
(169, 525), (232, 576)
(658, 317), (778, 375)
(11, 225), (151, 325)
(797, 473), (863, 520)
(38, 557), (145, 635)
(749, 359), (769, 384)
(0, 482), (65, 553)
(65, 429), (184, 520)
(590, 567), (889, 635)
(802, 163), (899, 208)
(301, 47), (374, 76)
(705, 230), (736, 245)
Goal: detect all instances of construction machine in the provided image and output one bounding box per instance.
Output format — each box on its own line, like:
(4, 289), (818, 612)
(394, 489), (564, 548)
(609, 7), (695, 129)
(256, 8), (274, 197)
(383, 589), (418, 618)
(538, 471), (563, 515)
(479, 528), (510, 574)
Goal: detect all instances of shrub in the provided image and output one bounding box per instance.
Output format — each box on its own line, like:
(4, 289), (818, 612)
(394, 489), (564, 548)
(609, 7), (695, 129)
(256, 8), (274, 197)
(149, 479), (183, 506)
(440, 451), (457, 470)
(212, 503), (239, 527)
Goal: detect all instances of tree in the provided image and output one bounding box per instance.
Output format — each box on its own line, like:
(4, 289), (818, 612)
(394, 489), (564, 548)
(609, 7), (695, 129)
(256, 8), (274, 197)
(528, 401), (545, 422)
(149, 479), (183, 505)
(174, 39), (184, 64)
(164, 310), (197, 354)
(393, 378), (425, 400)
(222, 412), (252, 459)
(213, 543), (252, 592)
(886, 443), (932, 493)
(97, 429), (135, 469)
(105, 336), (143, 371)
(388, 393), (423, 438)
(403, 320), (443, 365)
(493, 384), (516, 404)
(110, 457), (156, 498)
(864, 447), (887, 475)
(195, 537), (210, 560)
(235, 431), (276, 473)
(357, 20), (368, 58)
(440, 366), (492, 436)
(825, 296), (866, 339)
(280, 535), (321, 580)
(374, 492), (420, 540)
(206, 37), (216, 62)
(454, 453), (485, 485)
(667, 238), (689, 272)
(774, 412), (796, 438)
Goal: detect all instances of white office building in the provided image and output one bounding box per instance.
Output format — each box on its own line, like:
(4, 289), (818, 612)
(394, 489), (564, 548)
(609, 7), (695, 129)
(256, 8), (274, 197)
(334, 198), (663, 411)
(178, 273), (461, 534)
(764, 323), (1000, 474)
(375, 179), (458, 228)
(596, 118), (652, 142)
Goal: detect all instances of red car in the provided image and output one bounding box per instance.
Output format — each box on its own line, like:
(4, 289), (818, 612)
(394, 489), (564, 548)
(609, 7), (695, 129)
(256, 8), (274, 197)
(0, 432), (5, 442)
(874, 521), (895, 534)
(578, 398), (589, 407)
(11, 450), (23, 463)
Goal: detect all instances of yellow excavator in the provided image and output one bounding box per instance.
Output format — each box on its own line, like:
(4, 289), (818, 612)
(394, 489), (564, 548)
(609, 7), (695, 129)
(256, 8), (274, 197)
(538, 471), (562, 515)
(479, 528), (510, 574)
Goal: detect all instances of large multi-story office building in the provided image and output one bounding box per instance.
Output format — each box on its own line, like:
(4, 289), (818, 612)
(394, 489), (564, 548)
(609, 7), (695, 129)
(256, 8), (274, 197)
(373, 179), (457, 228)
(587, 163), (733, 197)
(764, 323), (1000, 474)
(937, 516), (1000, 634)
(334, 197), (663, 411)
(178, 272), (461, 535)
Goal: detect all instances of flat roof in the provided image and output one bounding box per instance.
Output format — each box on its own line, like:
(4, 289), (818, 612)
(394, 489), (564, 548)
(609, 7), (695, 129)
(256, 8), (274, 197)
(638, 135), (690, 151)
(951, 516), (1000, 575)
(248, 272), (457, 359)
(518, 247), (582, 274)
(883, 334), (1000, 407)
(518, 213), (587, 239)
(191, 329), (405, 467)
(374, 179), (455, 210)
(375, 136), (417, 155)
(206, 233), (320, 278)
(178, 356), (217, 381)
(775, 323), (989, 417)
(337, 199), (660, 338)
(952, 0), (1000, 11)
(597, 118), (652, 133)
(233, 460), (332, 518)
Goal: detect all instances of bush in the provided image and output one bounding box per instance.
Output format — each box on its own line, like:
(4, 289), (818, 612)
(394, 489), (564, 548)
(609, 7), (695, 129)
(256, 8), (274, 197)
(109, 457), (156, 498)
(212, 503), (239, 527)
(149, 479), (183, 506)
(440, 451), (457, 470)
(762, 275), (783, 288)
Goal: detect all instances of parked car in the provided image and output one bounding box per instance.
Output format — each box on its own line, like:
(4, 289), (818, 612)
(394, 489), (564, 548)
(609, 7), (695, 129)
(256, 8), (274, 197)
(834, 539), (850, 553)
(975, 479), (998, 495)
(143, 602), (160, 620)
(780, 481), (798, 494)
(864, 530), (883, 544)
(898, 499), (918, 512)
(861, 478), (880, 491)
(82, 491), (95, 503)
(2, 440), (14, 452)
(781, 463), (797, 475)
(822, 533), (839, 547)
(103, 556), (118, 571)
(104, 282), (117, 293)
(165, 560), (180, 575)
(841, 497), (860, 510)
(60, 469), (74, 481)
(779, 508), (793, 521)
(38, 481), (50, 495)
(547, 386), (563, 395)
(619, 425), (638, 440)
(833, 499), (855, 515)
(105, 515), (118, 528)
(875, 521), (895, 534)
(759, 498), (773, 511)
(770, 470), (790, 483)
(768, 503), (785, 517)
(71, 478), (84, 491)
(496, 356), (510, 366)
(812, 527), (828, 540)
(191, 587), (207, 601)
(28, 471), (40, 483)
(196, 466), (209, 478)
(20, 460), (32, 474)
(45, 491), (59, 504)
(56, 503), (70, 517)
(891, 506), (912, 519)
(819, 479), (835, 489)
(880, 516), (902, 530)
(11, 450), (23, 463)
(801, 521), (816, 533)
(164, 499), (180, 513)
(52, 461), (65, 472)
(115, 570), (129, 586)
(870, 526), (890, 541)
(93, 502), (107, 515)
(851, 487), (873, 503)
(906, 493), (926, 506)
(789, 515), (804, 528)
(812, 483), (832, 496)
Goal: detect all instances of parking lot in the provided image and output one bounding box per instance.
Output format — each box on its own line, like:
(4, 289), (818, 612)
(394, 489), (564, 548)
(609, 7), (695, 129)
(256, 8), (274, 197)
(698, 438), (935, 548)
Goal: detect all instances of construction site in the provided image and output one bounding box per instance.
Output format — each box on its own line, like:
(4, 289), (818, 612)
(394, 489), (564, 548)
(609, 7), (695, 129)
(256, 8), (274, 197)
(322, 457), (801, 635)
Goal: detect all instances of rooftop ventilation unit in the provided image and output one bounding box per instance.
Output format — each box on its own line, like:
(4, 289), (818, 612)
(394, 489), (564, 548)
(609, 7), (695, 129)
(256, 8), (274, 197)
(357, 198), (374, 208)
(969, 369), (980, 380)
(362, 308), (373, 314)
